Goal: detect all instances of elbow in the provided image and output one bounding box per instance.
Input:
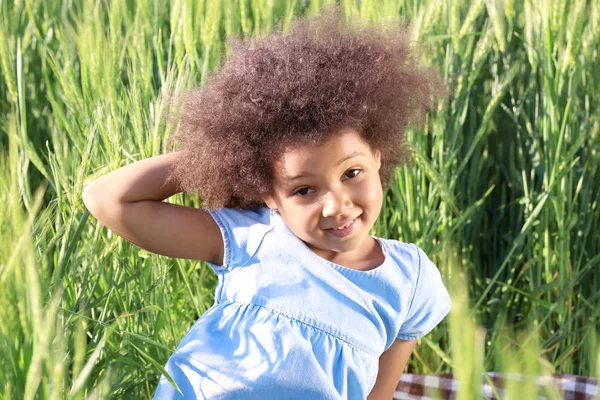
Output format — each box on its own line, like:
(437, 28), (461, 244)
(82, 183), (100, 217)
(82, 182), (112, 220)
(82, 184), (124, 232)
(82, 183), (92, 205)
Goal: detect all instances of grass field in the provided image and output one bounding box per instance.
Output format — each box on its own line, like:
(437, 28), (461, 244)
(0, 0), (599, 398)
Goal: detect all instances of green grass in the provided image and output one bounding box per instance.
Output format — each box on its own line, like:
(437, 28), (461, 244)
(0, 0), (598, 398)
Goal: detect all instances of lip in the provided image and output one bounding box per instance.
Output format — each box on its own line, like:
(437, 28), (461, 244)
(324, 216), (360, 238)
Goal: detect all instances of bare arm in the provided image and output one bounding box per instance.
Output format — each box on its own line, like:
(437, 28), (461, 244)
(82, 152), (224, 264)
(367, 339), (418, 400)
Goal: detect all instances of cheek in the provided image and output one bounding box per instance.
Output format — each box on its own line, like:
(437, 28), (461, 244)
(280, 209), (321, 242)
(359, 177), (383, 206)
(282, 204), (319, 229)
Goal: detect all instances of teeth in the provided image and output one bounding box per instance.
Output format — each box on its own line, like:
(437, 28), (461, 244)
(335, 218), (355, 230)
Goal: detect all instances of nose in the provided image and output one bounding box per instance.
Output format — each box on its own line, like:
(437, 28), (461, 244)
(322, 189), (352, 218)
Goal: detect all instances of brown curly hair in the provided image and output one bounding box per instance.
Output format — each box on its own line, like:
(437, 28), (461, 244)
(166, 5), (442, 209)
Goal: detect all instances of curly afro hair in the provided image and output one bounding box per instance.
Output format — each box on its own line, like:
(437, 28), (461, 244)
(166, 5), (442, 209)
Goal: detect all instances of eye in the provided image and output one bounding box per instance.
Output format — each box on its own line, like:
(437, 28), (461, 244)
(293, 187), (314, 196)
(343, 169), (362, 179)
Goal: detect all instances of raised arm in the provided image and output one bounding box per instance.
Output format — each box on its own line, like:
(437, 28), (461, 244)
(82, 152), (224, 265)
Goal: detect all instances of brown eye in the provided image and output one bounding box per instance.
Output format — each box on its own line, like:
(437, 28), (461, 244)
(344, 169), (361, 179)
(293, 187), (313, 196)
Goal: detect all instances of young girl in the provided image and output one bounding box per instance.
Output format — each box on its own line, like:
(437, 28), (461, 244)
(83, 7), (451, 400)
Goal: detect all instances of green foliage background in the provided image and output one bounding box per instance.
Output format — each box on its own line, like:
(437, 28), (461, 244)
(0, 0), (598, 398)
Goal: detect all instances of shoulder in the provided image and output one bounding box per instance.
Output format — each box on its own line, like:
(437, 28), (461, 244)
(378, 238), (419, 256)
(380, 239), (439, 285)
(207, 206), (272, 228)
(377, 238), (433, 281)
(205, 207), (275, 270)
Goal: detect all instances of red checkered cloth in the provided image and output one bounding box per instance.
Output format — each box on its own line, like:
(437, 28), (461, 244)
(393, 373), (598, 399)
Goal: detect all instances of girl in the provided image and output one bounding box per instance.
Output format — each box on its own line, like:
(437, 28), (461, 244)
(83, 6), (451, 400)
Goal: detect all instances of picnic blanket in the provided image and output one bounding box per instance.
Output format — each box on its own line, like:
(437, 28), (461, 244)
(393, 373), (598, 399)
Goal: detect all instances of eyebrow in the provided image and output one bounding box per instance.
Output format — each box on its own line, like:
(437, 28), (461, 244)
(285, 151), (366, 181)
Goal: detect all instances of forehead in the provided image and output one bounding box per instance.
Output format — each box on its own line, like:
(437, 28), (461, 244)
(274, 129), (374, 178)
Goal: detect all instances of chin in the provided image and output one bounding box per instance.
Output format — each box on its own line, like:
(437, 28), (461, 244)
(321, 235), (365, 252)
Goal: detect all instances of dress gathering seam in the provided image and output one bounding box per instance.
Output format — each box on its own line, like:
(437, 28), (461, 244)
(215, 299), (379, 357)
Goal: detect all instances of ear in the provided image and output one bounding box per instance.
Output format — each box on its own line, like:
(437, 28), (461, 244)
(261, 193), (277, 210)
(374, 150), (381, 170)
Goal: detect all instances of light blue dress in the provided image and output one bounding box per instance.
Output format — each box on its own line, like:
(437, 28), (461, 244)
(153, 207), (451, 399)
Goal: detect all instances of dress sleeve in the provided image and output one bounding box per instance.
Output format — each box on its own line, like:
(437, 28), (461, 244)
(397, 246), (452, 340)
(204, 207), (273, 273)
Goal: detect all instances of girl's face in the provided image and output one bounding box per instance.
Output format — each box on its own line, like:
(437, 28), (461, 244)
(262, 128), (383, 264)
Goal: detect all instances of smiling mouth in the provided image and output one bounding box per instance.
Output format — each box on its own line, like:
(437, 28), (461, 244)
(330, 217), (358, 230)
(324, 215), (361, 238)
